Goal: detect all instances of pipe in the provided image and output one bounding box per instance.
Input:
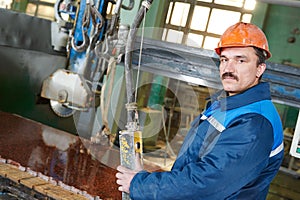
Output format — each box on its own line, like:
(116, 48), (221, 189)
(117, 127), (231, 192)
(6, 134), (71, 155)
(114, 0), (123, 14)
(257, 0), (300, 8)
(107, 0), (133, 35)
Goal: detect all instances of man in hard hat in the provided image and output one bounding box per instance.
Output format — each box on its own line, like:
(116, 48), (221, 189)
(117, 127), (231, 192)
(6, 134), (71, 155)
(116, 22), (284, 199)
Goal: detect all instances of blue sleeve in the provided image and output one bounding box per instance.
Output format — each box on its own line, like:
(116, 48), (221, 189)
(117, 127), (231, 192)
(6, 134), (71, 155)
(129, 114), (274, 200)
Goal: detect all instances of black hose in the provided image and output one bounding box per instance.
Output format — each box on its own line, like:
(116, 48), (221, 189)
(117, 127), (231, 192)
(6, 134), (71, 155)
(124, 0), (154, 123)
(107, 0), (135, 10)
(121, 0), (134, 10)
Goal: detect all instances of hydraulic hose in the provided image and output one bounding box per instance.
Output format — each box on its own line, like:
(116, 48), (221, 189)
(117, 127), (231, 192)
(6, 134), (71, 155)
(124, 0), (154, 124)
(120, 2), (154, 199)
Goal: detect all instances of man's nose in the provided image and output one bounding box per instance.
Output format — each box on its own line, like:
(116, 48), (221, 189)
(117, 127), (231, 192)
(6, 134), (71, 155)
(223, 60), (235, 72)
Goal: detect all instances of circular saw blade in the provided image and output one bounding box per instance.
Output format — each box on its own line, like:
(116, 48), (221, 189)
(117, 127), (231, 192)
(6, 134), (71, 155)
(50, 100), (75, 117)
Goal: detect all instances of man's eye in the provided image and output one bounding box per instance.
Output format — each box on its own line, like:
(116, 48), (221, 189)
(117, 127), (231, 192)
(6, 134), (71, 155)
(237, 59), (245, 63)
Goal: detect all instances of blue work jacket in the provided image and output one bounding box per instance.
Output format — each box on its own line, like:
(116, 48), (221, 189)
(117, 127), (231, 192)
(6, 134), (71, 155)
(130, 82), (284, 200)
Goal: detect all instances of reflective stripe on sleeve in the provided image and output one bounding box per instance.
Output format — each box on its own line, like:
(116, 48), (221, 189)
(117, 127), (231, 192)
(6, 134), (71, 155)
(200, 114), (226, 133)
(269, 142), (284, 157)
(201, 114), (283, 158)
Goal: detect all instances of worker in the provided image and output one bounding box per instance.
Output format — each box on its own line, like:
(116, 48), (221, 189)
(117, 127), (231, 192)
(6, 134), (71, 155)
(116, 22), (284, 199)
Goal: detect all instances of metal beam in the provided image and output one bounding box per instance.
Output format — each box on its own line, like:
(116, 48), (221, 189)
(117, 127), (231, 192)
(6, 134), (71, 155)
(132, 37), (300, 109)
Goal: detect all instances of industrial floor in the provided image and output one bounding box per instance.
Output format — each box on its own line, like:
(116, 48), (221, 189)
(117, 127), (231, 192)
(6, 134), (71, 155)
(268, 169), (300, 200)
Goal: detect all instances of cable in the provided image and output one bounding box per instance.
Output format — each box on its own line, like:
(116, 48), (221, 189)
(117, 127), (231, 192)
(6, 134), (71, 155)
(134, 6), (147, 103)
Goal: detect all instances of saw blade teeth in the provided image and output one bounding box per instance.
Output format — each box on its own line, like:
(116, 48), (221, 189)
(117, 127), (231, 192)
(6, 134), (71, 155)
(50, 100), (75, 117)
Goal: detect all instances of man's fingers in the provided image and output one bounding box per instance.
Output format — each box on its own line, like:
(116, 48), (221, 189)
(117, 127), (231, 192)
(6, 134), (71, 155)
(116, 178), (122, 184)
(118, 186), (123, 192)
(116, 165), (123, 171)
(117, 165), (131, 173)
(116, 172), (123, 179)
(116, 165), (138, 194)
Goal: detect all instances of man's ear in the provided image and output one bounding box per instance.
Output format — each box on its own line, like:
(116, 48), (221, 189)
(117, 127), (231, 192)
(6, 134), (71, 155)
(256, 63), (266, 78)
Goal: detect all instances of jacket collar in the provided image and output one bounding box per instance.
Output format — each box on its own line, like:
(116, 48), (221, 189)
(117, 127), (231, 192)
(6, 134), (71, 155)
(211, 82), (272, 111)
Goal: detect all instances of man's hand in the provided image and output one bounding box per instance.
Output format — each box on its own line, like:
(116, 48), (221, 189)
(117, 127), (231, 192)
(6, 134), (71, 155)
(116, 153), (143, 194)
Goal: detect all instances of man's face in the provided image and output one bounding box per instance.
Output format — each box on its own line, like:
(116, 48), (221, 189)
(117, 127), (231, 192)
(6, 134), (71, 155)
(219, 47), (266, 96)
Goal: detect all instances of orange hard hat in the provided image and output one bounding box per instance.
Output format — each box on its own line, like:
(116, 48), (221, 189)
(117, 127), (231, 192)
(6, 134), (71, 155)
(215, 22), (271, 59)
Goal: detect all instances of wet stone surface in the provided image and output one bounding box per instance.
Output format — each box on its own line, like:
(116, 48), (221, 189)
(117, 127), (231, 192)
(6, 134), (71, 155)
(0, 111), (122, 200)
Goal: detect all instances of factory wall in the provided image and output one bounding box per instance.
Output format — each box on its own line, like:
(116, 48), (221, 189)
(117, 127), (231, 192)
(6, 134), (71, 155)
(263, 5), (300, 66)
(256, 4), (300, 130)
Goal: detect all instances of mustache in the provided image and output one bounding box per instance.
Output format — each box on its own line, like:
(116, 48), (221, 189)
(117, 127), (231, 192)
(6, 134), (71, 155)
(221, 72), (239, 81)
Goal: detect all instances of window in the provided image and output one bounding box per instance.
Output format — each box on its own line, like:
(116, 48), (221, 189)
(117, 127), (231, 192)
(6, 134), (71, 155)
(26, 0), (56, 20)
(162, 0), (256, 50)
(0, 0), (12, 9)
